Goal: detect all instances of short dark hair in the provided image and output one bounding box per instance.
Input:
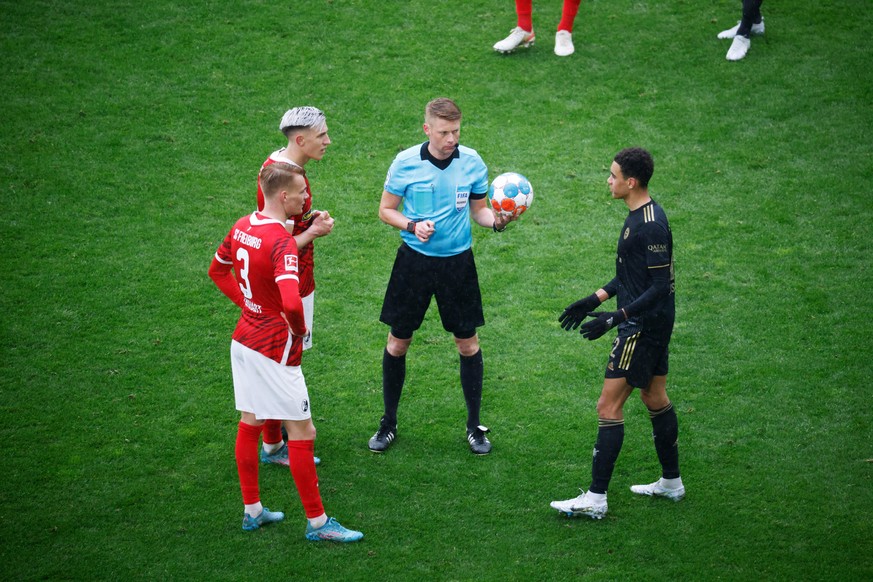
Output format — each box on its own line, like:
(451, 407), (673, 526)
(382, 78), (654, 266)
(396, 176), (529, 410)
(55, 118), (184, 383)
(614, 147), (654, 188)
(259, 162), (305, 199)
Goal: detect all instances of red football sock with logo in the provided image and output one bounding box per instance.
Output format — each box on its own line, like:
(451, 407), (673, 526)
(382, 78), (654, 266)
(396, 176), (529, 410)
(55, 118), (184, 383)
(287, 439), (325, 519)
(235, 421), (263, 504)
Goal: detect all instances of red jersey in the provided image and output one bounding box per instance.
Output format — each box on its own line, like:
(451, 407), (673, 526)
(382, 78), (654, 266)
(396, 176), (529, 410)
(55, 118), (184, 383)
(257, 151), (316, 297)
(212, 212), (306, 366)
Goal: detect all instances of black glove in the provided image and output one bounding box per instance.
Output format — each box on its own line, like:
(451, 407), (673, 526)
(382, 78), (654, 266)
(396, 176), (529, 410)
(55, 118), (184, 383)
(558, 294), (601, 331)
(580, 310), (626, 341)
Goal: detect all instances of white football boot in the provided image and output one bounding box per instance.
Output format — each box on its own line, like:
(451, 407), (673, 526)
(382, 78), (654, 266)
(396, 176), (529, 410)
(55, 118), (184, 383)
(493, 27), (535, 53)
(554, 30), (574, 57)
(726, 36), (751, 61)
(550, 490), (608, 520)
(717, 19), (765, 40)
(629, 477), (685, 501)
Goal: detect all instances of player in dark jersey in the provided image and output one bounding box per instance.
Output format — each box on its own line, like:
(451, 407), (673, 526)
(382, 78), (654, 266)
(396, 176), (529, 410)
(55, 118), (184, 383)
(550, 147), (684, 520)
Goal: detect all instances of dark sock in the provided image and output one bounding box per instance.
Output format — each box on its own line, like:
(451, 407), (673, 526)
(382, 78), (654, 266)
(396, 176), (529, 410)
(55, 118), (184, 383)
(382, 349), (405, 426)
(460, 350), (483, 431)
(649, 403), (680, 479)
(590, 419), (625, 494)
(738, 0), (763, 36)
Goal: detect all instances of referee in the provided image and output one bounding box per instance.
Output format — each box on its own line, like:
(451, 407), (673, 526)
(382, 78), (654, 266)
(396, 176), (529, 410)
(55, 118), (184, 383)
(550, 147), (684, 519)
(368, 98), (514, 455)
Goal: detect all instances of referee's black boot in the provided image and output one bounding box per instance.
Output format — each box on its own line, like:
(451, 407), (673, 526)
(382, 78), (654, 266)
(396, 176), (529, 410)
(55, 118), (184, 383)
(368, 416), (397, 453)
(467, 425), (492, 455)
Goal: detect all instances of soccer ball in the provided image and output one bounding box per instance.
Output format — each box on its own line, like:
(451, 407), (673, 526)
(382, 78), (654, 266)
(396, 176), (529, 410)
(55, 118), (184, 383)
(488, 172), (534, 218)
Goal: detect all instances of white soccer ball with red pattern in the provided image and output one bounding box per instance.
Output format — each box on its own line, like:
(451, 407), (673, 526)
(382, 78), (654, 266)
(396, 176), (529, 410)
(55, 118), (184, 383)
(488, 172), (533, 218)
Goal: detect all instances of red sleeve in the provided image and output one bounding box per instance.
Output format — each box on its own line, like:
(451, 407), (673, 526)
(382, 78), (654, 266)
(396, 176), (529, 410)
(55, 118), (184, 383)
(208, 256), (245, 309)
(278, 278), (307, 336)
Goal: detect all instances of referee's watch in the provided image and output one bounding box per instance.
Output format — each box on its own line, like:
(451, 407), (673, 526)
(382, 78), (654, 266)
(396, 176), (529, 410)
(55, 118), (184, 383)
(406, 221), (417, 233)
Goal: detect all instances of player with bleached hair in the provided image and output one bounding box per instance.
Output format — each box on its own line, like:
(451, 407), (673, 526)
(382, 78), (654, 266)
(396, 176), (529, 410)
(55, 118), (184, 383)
(256, 107), (335, 469)
(209, 162), (362, 542)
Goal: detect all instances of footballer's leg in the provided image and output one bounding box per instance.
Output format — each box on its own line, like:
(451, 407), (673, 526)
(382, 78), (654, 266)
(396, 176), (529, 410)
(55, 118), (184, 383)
(237, 413), (285, 531)
(554, 0), (581, 56)
(493, 0), (535, 53)
(368, 331), (409, 452)
(591, 378), (633, 493)
(260, 419), (289, 465)
(286, 418), (363, 542)
(632, 375), (685, 501)
(455, 333), (490, 455)
(284, 419), (323, 522)
(551, 378), (631, 519)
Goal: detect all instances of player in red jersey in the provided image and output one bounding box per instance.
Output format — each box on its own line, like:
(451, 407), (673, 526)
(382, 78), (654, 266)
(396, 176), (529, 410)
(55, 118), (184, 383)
(209, 162), (362, 541)
(257, 107), (335, 467)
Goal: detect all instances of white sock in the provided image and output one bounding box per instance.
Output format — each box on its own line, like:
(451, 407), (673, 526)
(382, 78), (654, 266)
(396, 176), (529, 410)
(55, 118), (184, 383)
(262, 441), (283, 454)
(308, 513), (328, 529)
(586, 491), (607, 502)
(660, 477), (683, 489)
(244, 502), (263, 517)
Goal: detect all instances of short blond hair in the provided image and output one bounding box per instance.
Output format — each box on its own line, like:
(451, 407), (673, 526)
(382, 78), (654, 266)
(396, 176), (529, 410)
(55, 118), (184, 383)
(259, 162), (305, 200)
(425, 98), (461, 123)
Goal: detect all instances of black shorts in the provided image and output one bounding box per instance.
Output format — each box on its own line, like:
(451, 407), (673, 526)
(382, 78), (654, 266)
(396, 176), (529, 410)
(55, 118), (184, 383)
(604, 332), (669, 389)
(380, 243), (484, 337)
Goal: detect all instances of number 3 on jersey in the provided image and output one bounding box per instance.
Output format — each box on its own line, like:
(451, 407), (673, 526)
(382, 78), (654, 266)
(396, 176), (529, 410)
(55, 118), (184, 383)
(236, 247), (253, 299)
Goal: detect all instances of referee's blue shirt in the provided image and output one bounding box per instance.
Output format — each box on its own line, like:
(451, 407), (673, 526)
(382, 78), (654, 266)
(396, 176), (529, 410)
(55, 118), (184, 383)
(384, 142), (489, 257)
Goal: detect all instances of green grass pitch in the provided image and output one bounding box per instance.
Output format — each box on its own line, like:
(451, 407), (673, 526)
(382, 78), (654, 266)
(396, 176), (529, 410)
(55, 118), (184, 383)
(1, 1), (871, 579)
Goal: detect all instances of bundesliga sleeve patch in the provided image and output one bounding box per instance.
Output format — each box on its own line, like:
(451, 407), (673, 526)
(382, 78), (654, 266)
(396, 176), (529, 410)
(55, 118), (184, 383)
(284, 254), (299, 272)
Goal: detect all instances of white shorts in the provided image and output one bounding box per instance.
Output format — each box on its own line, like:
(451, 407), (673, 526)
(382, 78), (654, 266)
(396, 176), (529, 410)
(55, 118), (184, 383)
(230, 340), (311, 420)
(301, 291), (314, 351)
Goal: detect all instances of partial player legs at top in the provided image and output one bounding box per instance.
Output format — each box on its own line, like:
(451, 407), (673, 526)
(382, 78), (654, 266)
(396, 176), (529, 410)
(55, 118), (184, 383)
(494, 0), (583, 56)
(516, 0), (533, 32)
(718, 0), (765, 61)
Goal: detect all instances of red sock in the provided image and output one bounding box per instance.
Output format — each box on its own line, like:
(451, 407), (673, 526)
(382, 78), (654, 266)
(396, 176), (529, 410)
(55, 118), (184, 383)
(262, 419), (283, 445)
(558, 0), (582, 32)
(235, 422), (263, 505)
(287, 440), (324, 519)
(515, 0), (533, 31)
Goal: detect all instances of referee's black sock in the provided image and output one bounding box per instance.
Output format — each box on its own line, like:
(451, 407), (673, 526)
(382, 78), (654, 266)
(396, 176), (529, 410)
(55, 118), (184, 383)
(459, 349), (483, 431)
(649, 403), (680, 479)
(382, 349), (405, 427)
(590, 419), (625, 494)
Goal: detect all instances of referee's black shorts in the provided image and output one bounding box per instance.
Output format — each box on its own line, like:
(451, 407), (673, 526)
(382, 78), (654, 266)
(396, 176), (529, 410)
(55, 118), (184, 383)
(380, 243), (484, 338)
(604, 332), (670, 389)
